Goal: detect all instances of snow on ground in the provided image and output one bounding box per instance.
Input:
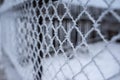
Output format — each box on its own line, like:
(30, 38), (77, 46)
(42, 42), (120, 80)
(2, 41), (120, 80)
(0, 49), (23, 80)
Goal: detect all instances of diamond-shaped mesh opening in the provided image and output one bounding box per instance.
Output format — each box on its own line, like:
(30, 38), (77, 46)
(48, 6), (55, 17)
(62, 16), (74, 32)
(52, 37), (60, 51)
(45, 35), (51, 45)
(100, 25), (119, 41)
(39, 33), (43, 43)
(41, 25), (47, 35)
(87, 6), (105, 20)
(41, 7), (47, 15)
(70, 28), (83, 47)
(69, 4), (84, 20)
(32, 0), (37, 8)
(48, 25), (55, 39)
(53, 18), (60, 28)
(31, 16), (38, 24)
(57, 3), (67, 18)
(45, 16), (50, 26)
(57, 27), (66, 42)
(37, 0), (43, 8)
(76, 19), (93, 36)
(35, 7), (40, 17)
(102, 12), (119, 23)
(33, 31), (38, 39)
(36, 24), (41, 33)
(38, 16), (43, 25)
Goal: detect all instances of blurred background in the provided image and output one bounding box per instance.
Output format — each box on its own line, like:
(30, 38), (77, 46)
(0, 0), (120, 80)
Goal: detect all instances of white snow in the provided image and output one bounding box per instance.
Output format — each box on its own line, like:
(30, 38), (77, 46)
(2, 53), (22, 80)
(42, 42), (120, 80)
(2, 41), (119, 80)
(0, 49), (22, 80)
(0, 0), (25, 13)
(0, 15), (33, 80)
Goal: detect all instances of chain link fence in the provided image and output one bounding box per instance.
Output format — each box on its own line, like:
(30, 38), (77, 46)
(0, 0), (120, 80)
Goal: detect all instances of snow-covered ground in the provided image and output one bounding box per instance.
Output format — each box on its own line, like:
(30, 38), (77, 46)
(1, 52), (22, 80)
(42, 42), (120, 80)
(1, 41), (120, 80)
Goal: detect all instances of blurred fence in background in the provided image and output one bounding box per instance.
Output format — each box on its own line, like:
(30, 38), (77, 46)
(0, 0), (120, 80)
